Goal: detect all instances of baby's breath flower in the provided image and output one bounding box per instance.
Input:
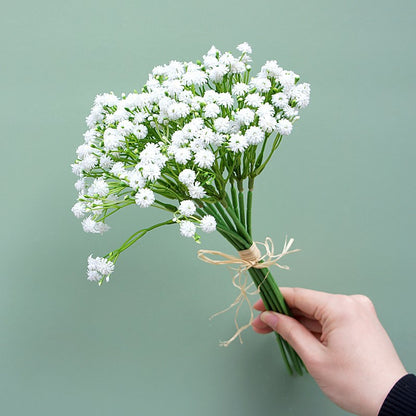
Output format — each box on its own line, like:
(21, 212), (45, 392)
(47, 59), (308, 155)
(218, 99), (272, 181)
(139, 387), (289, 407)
(179, 169), (197, 185)
(179, 200), (196, 217)
(180, 220), (196, 238)
(135, 188), (155, 208)
(200, 215), (216, 233)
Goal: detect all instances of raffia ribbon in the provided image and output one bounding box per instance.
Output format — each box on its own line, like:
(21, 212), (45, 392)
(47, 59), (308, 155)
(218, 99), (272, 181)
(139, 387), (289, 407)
(197, 237), (300, 347)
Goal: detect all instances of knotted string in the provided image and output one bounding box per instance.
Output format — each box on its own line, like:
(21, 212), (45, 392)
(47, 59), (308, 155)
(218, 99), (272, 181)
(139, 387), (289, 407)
(197, 237), (300, 347)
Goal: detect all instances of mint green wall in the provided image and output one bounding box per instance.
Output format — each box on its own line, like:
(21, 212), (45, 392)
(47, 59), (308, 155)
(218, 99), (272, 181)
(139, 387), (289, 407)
(1, 1), (415, 414)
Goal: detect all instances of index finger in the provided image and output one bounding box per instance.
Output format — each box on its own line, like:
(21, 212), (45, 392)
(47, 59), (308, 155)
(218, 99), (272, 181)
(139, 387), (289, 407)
(279, 287), (332, 319)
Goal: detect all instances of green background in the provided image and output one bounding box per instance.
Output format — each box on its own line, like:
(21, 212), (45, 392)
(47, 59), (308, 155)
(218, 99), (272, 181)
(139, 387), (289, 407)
(1, 0), (415, 414)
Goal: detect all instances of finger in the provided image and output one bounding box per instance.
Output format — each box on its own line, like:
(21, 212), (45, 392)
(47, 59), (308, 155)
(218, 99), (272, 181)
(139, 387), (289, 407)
(260, 311), (325, 364)
(279, 287), (332, 320)
(253, 299), (266, 311)
(296, 316), (322, 334)
(252, 315), (273, 334)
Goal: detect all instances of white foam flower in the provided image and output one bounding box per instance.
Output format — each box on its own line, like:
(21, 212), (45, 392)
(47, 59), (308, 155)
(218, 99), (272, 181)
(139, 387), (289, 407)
(83, 129), (99, 144)
(71, 202), (86, 218)
(188, 181), (206, 199)
(180, 221), (196, 238)
(179, 200), (196, 216)
(164, 79), (184, 96)
(207, 65), (228, 82)
(179, 169), (196, 185)
(141, 163), (161, 181)
(194, 149), (215, 168)
(95, 93), (119, 107)
(217, 93), (233, 108)
(197, 128), (216, 145)
(86, 106), (104, 128)
(276, 119), (293, 135)
(204, 55), (219, 68)
(140, 143), (161, 164)
(229, 60), (246, 74)
(283, 105), (299, 118)
(200, 215), (216, 233)
(278, 70), (297, 91)
(127, 171), (146, 190)
(228, 133), (248, 153)
(260, 60), (282, 78)
(104, 129), (123, 151)
(259, 115), (277, 133)
(111, 162), (126, 177)
(203, 90), (218, 103)
(89, 178), (109, 197)
(182, 69), (207, 87)
(74, 178), (86, 192)
(290, 83), (311, 109)
(206, 45), (220, 57)
(256, 103), (275, 118)
(204, 103), (220, 118)
(251, 77), (271, 93)
(245, 93), (264, 108)
(87, 255), (115, 282)
(167, 103), (190, 120)
(237, 42), (252, 54)
(189, 137), (205, 153)
(82, 216), (110, 234)
(245, 126), (265, 145)
(178, 90), (193, 104)
(219, 52), (234, 65)
(232, 82), (249, 97)
(173, 147), (192, 164)
(87, 270), (101, 282)
(214, 117), (231, 133)
(79, 154), (98, 172)
(117, 120), (135, 135)
(235, 108), (255, 126)
(272, 93), (289, 109)
(171, 130), (187, 147)
(76, 144), (94, 159)
(135, 188), (155, 208)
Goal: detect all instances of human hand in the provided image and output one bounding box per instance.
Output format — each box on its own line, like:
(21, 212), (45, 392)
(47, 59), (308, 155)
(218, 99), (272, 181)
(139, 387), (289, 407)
(252, 287), (407, 416)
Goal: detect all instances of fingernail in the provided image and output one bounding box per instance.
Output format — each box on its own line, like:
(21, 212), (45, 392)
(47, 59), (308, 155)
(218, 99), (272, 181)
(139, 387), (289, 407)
(260, 311), (278, 328)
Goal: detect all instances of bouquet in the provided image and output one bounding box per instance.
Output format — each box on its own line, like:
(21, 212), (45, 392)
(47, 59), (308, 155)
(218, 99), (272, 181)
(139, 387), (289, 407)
(71, 42), (310, 375)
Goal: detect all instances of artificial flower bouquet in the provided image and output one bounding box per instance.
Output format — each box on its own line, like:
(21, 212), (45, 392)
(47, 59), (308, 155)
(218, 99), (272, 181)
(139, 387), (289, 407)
(71, 42), (310, 375)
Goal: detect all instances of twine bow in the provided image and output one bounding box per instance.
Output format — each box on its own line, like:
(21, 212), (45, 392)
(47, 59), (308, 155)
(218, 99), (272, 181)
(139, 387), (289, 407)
(197, 237), (299, 347)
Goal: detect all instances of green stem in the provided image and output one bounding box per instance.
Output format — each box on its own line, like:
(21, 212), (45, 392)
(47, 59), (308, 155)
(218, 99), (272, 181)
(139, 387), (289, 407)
(237, 180), (245, 228)
(247, 177), (254, 238)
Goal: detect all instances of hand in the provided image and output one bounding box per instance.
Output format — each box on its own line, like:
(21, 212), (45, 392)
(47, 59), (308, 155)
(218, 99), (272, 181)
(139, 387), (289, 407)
(252, 287), (407, 416)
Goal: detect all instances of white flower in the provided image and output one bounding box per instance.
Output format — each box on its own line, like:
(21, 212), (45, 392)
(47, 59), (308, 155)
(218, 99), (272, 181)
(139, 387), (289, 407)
(95, 93), (119, 107)
(236, 42), (252, 54)
(204, 103), (220, 118)
(203, 90), (218, 103)
(100, 155), (114, 170)
(71, 202), (86, 218)
(164, 79), (184, 96)
(256, 103), (275, 118)
(283, 105), (299, 118)
(206, 45), (220, 57)
(127, 171), (146, 189)
(180, 221), (196, 238)
(86, 106), (104, 128)
(179, 169), (196, 185)
(214, 117), (231, 133)
(272, 93), (289, 109)
(259, 115), (277, 133)
(197, 128), (216, 145)
(171, 130), (188, 147)
(232, 82), (249, 97)
(103, 129), (123, 151)
(76, 144), (94, 159)
(188, 181), (206, 199)
(250, 77), (271, 93)
(290, 83), (310, 108)
(83, 129), (99, 144)
(87, 270), (101, 282)
(88, 177), (109, 197)
(200, 215), (216, 233)
(228, 133), (248, 153)
(82, 216), (110, 234)
(179, 200), (196, 216)
(111, 162), (126, 177)
(141, 163), (161, 181)
(167, 103), (190, 120)
(245, 126), (265, 145)
(173, 147), (191, 164)
(204, 55), (219, 68)
(182, 69), (207, 86)
(74, 178), (86, 192)
(207, 65), (228, 82)
(278, 70), (297, 91)
(245, 93), (264, 108)
(135, 188), (155, 208)
(140, 143), (162, 164)
(134, 124), (148, 140)
(87, 255), (115, 282)
(194, 149), (215, 168)
(260, 60), (282, 78)
(229, 60), (246, 74)
(276, 119), (293, 135)
(235, 108), (255, 126)
(216, 93), (233, 108)
(79, 154), (98, 172)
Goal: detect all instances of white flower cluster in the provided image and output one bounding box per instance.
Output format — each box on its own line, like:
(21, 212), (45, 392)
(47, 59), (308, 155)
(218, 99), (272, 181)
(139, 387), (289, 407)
(71, 42), (310, 282)
(87, 255), (115, 282)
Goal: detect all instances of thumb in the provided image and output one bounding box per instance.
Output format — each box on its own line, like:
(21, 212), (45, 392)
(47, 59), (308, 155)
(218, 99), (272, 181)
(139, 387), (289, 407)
(260, 311), (324, 365)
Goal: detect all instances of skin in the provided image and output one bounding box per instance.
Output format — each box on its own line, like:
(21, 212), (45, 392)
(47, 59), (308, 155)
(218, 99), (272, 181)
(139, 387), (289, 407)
(251, 287), (407, 416)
